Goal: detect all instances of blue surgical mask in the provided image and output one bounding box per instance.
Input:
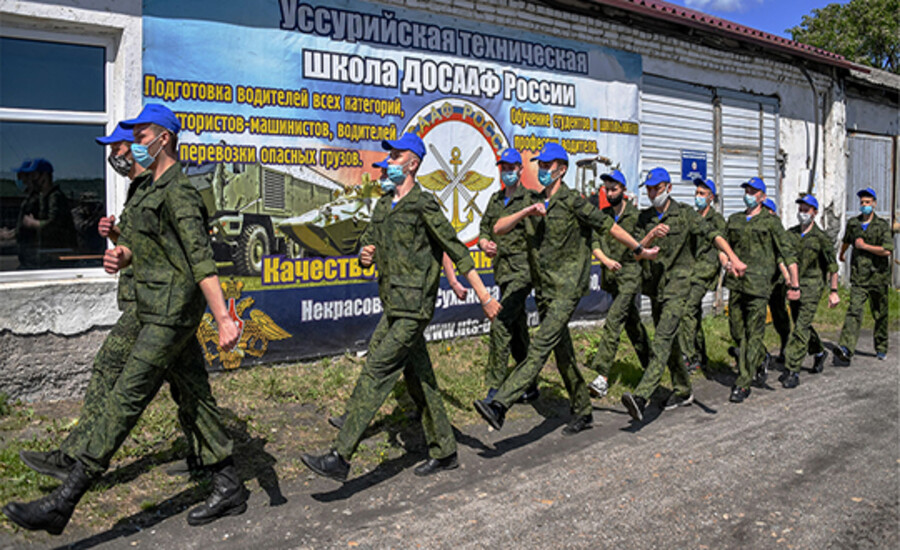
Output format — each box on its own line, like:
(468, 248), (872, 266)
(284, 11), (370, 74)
(537, 168), (554, 187)
(860, 205), (873, 216)
(501, 170), (519, 187)
(743, 193), (758, 209)
(130, 132), (164, 169)
(15, 178), (24, 193)
(380, 178), (396, 194)
(386, 162), (407, 185)
(695, 196), (707, 210)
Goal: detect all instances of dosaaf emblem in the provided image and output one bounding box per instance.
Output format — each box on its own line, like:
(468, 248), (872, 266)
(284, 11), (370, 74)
(196, 278), (291, 370)
(406, 99), (510, 245)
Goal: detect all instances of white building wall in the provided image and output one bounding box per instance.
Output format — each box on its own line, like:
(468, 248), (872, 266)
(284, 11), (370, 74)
(1, 0), (895, 400)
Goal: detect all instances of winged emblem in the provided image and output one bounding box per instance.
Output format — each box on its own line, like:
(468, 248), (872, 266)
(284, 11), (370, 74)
(419, 145), (494, 232)
(196, 279), (291, 370)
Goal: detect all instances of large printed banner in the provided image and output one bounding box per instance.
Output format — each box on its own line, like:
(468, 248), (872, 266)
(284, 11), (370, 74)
(143, 0), (642, 369)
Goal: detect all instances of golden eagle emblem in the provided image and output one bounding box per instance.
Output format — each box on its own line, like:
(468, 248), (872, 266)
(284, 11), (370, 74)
(196, 278), (291, 370)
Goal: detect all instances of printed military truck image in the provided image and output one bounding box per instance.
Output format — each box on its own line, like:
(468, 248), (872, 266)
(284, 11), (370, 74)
(186, 161), (340, 275)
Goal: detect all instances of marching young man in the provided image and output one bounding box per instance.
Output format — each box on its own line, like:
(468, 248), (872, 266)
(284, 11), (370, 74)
(473, 143), (659, 435)
(302, 133), (500, 480)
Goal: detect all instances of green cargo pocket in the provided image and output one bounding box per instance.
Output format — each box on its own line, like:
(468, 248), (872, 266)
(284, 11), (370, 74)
(135, 279), (172, 318)
(388, 273), (424, 313)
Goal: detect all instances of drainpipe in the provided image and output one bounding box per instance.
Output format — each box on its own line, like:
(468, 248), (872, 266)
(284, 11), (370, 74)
(797, 64), (819, 195)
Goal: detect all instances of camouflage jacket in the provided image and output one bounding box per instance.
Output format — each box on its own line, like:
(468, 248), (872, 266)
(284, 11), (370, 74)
(637, 199), (711, 301)
(690, 207), (727, 289)
(115, 171), (153, 310)
(522, 183), (614, 300)
(479, 184), (531, 293)
(724, 209), (797, 299)
(118, 164), (217, 327)
(592, 200), (642, 291)
(788, 222), (838, 292)
(360, 183), (475, 320)
(843, 214), (894, 288)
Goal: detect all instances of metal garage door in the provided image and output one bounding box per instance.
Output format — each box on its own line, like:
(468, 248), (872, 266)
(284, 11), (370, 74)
(640, 75), (714, 208)
(846, 133), (892, 219)
(718, 90), (780, 217)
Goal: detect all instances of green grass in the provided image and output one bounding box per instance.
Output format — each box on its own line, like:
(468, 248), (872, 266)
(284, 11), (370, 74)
(0, 286), (896, 538)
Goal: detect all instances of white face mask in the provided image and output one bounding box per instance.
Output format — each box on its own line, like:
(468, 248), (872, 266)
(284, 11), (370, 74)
(797, 212), (813, 227)
(651, 190), (669, 209)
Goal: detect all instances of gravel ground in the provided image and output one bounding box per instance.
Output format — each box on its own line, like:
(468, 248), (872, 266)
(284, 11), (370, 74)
(3, 330), (897, 550)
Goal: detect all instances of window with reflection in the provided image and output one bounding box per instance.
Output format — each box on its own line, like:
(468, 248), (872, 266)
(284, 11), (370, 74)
(0, 37), (108, 271)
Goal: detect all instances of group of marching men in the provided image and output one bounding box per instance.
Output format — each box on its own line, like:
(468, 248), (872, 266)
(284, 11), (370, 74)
(3, 111), (893, 536)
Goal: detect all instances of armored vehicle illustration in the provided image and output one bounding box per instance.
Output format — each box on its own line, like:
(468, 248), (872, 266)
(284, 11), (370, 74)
(278, 174), (383, 257)
(186, 161), (339, 275)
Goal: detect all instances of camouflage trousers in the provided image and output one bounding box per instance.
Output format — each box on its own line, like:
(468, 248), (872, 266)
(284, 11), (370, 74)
(589, 279), (650, 377)
(484, 283), (531, 391)
(335, 315), (456, 461)
(493, 295), (591, 417)
(769, 283), (792, 354)
(729, 291), (769, 390)
(784, 287), (825, 373)
(839, 284), (890, 355)
(70, 315), (232, 477)
(633, 294), (691, 401)
(678, 282), (712, 366)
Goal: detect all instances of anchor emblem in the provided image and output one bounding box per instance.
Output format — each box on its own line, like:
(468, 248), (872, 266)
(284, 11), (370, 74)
(419, 145), (494, 232)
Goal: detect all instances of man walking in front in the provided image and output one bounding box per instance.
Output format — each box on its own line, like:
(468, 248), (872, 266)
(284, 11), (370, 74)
(2, 104), (248, 535)
(301, 133), (500, 480)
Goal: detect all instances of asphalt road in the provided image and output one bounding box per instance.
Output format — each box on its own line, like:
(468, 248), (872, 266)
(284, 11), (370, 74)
(5, 331), (898, 549)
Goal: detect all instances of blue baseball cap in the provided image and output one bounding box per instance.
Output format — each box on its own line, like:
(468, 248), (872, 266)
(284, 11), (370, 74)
(741, 177), (767, 193)
(641, 167), (670, 187)
(95, 122), (135, 145)
(382, 132), (426, 159)
(496, 148), (522, 165)
(856, 187), (877, 200)
(600, 169), (627, 188)
(372, 155), (390, 169)
(531, 142), (568, 163)
(13, 158), (53, 174)
(120, 103), (181, 134)
(761, 198), (777, 213)
(796, 194), (819, 210)
(693, 177), (717, 196)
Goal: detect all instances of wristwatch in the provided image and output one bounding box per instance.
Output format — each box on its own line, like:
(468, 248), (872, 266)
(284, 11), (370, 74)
(632, 244), (644, 256)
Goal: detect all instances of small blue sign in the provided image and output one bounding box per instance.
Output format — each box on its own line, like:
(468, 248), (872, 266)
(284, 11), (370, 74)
(681, 150), (707, 181)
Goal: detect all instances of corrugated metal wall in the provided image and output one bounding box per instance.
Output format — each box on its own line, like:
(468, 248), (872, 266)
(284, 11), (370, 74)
(639, 75), (714, 207)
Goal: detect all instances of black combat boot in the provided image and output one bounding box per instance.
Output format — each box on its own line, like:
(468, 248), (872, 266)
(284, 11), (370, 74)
(187, 461), (249, 526)
(2, 460), (94, 535)
(19, 449), (76, 482)
(301, 450), (350, 481)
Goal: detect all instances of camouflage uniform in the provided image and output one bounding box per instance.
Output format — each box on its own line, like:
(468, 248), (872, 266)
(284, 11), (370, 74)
(768, 222), (795, 356)
(632, 200), (710, 401)
(71, 165), (233, 477)
(479, 185), (533, 390)
(678, 206), (726, 367)
(334, 184), (473, 461)
(588, 201), (650, 377)
(725, 211), (796, 391)
(491, 184), (614, 417)
(784, 222), (838, 372)
(838, 214), (894, 355)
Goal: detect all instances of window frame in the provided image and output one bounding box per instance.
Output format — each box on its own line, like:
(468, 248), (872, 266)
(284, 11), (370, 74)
(0, 26), (118, 282)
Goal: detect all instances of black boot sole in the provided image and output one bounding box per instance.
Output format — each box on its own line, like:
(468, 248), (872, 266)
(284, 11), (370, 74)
(2, 503), (66, 535)
(621, 394), (644, 422)
(473, 400), (503, 430)
(187, 501), (248, 526)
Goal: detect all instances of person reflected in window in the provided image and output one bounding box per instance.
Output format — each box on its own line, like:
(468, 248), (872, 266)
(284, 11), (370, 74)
(1, 159), (76, 268)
